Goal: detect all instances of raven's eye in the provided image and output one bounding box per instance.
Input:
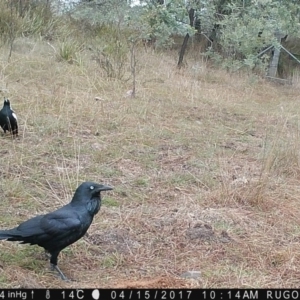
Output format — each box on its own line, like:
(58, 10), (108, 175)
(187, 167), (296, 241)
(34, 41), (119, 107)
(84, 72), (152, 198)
(90, 186), (94, 190)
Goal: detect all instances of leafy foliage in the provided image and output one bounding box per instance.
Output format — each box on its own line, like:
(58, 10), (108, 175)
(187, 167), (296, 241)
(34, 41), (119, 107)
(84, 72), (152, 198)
(72, 0), (194, 48)
(0, 0), (57, 44)
(214, 0), (300, 69)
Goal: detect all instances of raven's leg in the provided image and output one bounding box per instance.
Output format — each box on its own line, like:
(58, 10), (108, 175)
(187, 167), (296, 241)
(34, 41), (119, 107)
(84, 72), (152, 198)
(49, 251), (69, 281)
(51, 263), (69, 281)
(6, 117), (12, 135)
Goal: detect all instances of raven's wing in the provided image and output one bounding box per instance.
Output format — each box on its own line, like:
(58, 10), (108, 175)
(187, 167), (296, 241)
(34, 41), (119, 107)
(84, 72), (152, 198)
(0, 205), (89, 252)
(40, 208), (84, 236)
(4, 206), (86, 249)
(38, 207), (88, 251)
(13, 206), (82, 235)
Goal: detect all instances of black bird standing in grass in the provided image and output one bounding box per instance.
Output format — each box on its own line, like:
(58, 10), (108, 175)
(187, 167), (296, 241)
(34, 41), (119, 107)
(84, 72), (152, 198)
(0, 181), (113, 280)
(0, 97), (18, 136)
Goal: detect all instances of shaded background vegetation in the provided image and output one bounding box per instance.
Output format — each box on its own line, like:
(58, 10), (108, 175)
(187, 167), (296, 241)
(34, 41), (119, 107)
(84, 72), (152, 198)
(2, 0), (300, 79)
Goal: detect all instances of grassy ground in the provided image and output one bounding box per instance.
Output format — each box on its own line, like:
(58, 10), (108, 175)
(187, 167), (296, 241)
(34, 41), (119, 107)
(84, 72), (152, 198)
(0, 37), (300, 288)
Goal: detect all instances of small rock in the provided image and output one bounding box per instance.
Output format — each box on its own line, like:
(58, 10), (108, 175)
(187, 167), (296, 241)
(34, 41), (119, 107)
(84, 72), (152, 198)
(219, 230), (232, 243)
(181, 271), (201, 279)
(95, 96), (104, 101)
(231, 176), (248, 186)
(186, 223), (215, 240)
(125, 90), (134, 98)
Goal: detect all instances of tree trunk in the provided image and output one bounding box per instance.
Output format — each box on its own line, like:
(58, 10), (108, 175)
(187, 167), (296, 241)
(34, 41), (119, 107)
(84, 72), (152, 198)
(267, 31), (285, 77)
(177, 8), (195, 69)
(177, 33), (189, 69)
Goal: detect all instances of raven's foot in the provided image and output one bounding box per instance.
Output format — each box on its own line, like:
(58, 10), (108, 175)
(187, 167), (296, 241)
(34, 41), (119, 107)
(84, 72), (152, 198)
(50, 263), (73, 281)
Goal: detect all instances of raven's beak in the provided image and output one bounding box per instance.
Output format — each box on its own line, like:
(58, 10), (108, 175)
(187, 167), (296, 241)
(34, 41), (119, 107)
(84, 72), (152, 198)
(95, 185), (113, 193)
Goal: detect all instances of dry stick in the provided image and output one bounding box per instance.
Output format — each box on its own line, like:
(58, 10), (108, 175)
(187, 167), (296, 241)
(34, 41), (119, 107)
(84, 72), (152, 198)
(130, 41), (137, 98)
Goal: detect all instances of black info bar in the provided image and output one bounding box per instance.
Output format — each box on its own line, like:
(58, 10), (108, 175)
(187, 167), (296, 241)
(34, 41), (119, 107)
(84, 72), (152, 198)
(0, 289), (298, 300)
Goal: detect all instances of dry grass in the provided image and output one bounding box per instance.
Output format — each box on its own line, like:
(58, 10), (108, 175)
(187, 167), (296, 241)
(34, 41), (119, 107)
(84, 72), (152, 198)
(0, 36), (300, 288)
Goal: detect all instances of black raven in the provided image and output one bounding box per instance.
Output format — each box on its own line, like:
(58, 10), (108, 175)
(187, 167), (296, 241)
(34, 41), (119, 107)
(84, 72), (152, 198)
(0, 181), (113, 280)
(0, 97), (18, 136)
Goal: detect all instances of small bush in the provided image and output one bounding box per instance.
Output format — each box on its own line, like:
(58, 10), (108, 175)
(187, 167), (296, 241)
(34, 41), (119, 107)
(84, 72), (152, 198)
(57, 39), (83, 64)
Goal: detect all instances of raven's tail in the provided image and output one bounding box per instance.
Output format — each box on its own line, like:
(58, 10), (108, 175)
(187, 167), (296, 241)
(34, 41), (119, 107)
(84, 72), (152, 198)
(0, 229), (23, 241)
